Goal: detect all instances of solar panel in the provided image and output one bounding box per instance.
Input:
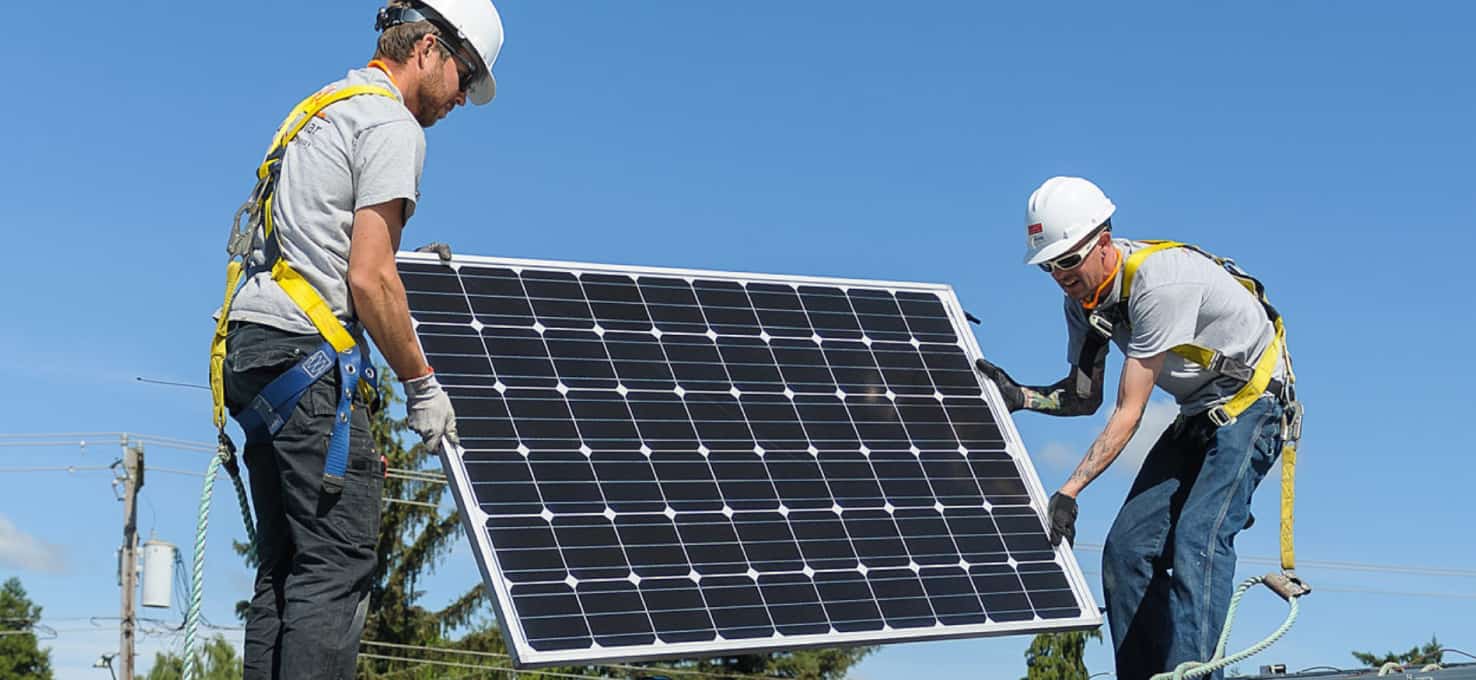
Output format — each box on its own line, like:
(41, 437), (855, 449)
(397, 252), (1101, 667)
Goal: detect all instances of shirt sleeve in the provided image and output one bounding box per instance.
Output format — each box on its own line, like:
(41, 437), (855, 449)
(352, 119), (425, 220)
(1126, 282), (1202, 358)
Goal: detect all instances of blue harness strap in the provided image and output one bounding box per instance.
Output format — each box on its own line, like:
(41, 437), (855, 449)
(233, 339), (379, 493)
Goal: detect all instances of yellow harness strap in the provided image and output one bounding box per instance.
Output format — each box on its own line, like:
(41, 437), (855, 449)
(1280, 439), (1298, 570)
(210, 84), (398, 430)
(1119, 241), (1290, 423)
(1118, 240), (1302, 573)
(210, 262), (246, 427)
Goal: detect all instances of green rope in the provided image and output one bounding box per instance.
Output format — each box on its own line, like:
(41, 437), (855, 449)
(1149, 576), (1302, 680)
(182, 443), (256, 680)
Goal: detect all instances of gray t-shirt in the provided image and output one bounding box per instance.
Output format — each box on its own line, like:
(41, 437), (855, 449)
(1065, 239), (1287, 415)
(228, 67), (426, 335)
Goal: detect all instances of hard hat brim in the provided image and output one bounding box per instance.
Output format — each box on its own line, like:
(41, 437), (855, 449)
(1023, 218), (1111, 266)
(1024, 238), (1078, 266)
(468, 71), (495, 105)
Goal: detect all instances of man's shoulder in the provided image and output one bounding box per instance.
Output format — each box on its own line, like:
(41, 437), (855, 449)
(1125, 240), (1217, 293)
(316, 69), (418, 135)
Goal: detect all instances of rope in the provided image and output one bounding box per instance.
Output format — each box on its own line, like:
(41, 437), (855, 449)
(1149, 575), (1301, 680)
(182, 441), (256, 680)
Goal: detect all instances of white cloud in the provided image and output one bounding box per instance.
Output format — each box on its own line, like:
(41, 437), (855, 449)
(1028, 397), (1179, 479)
(0, 514), (67, 574)
(1115, 398), (1179, 476)
(1036, 440), (1080, 471)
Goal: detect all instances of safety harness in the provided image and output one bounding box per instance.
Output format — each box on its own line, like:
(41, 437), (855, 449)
(1083, 240), (1305, 575)
(209, 81), (398, 493)
(1087, 241), (1310, 679)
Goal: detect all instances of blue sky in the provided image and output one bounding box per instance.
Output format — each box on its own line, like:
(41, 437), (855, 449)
(2, 1), (1473, 677)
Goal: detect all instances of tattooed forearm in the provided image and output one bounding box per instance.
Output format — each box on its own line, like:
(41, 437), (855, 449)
(1062, 408), (1140, 496)
(1068, 436), (1114, 486)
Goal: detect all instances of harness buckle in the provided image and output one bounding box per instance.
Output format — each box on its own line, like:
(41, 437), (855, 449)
(216, 433), (240, 478)
(226, 201), (256, 258)
(1262, 570), (1311, 602)
(1088, 312), (1114, 338)
(1282, 399), (1304, 442)
(1206, 351), (1228, 374)
(1206, 405), (1236, 428)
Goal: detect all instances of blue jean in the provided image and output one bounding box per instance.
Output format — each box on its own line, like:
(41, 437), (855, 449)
(223, 322), (382, 680)
(1101, 397), (1283, 680)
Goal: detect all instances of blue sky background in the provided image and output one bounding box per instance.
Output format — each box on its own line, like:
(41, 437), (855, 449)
(2, 1), (1473, 677)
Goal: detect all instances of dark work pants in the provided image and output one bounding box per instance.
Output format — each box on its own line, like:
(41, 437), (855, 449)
(1101, 397), (1283, 680)
(223, 322), (381, 680)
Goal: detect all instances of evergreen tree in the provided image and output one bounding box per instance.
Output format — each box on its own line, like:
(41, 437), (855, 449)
(137, 635), (241, 680)
(0, 578), (53, 680)
(1352, 634), (1444, 667)
(1020, 629), (1104, 680)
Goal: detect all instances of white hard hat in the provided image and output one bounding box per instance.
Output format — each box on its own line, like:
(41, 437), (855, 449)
(1022, 176), (1116, 265)
(387, 0), (504, 106)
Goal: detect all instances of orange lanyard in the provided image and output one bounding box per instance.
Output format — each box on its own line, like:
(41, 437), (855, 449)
(1080, 246), (1123, 312)
(367, 59), (399, 90)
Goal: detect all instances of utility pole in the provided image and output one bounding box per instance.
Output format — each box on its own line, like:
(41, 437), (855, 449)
(118, 438), (144, 680)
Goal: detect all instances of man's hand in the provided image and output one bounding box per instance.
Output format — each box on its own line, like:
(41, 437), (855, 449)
(1047, 492), (1078, 547)
(975, 357), (1025, 412)
(404, 373), (460, 447)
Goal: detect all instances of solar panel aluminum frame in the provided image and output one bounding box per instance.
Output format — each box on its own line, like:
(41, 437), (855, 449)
(400, 251), (1104, 668)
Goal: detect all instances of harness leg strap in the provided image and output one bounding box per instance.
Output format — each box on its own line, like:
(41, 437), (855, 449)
(320, 345), (364, 494)
(230, 340), (378, 496)
(234, 343), (338, 444)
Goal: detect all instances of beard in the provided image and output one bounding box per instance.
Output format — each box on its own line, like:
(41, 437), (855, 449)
(413, 62), (458, 127)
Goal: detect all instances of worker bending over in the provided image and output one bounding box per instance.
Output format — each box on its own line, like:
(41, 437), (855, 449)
(976, 177), (1296, 680)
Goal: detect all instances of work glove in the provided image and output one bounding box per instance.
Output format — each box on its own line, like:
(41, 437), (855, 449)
(1046, 492), (1078, 547)
(974, 357), (1025, 412)
(403, 372), (460, 448)
(415, 242), (453, 263)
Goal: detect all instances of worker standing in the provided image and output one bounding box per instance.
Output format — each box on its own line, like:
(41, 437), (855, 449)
(210, 2), (503, 677)
(975, 177), (1297, 680)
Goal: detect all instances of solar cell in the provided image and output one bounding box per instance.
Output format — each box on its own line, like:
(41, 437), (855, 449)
(399, 252), (1101, 666)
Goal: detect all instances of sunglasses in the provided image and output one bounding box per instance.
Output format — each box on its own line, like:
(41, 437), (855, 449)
(432, 34), (477, 93)
(1037, 231), (1103, 273)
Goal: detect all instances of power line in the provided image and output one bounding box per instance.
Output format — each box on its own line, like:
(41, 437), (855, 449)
(360, 651), (786, 680)
(1313, 585), (1476, 600)
(135, 377), (210, 392)
(357, 651), (607, 679)
(1, 432), (449, 481)
(0, 433), (214, 455)
(148, 466), (207, 478)
(359, 640), (790, 680)
(1077, 568), (1476, 601)
(0, 432), (124, 439)
(1073, 542), (1476, 579)
(384, 497), (439, 509)
(0, 465), (113, 474)
(0, 464), (208, 479)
